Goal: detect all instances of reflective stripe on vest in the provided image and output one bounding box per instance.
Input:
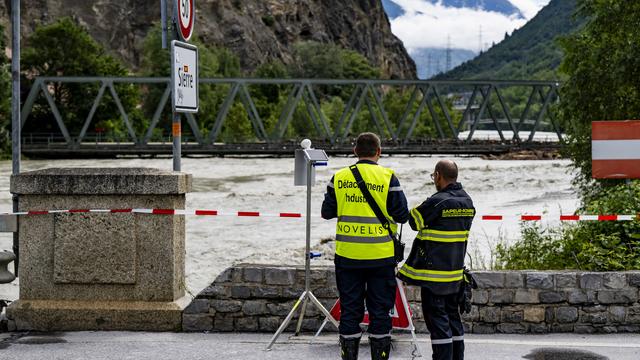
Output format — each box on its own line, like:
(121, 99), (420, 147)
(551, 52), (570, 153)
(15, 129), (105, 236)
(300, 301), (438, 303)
(334, 164), (396, 260)
(411, 207), (424, 230)
(417, 229), (469, 242)
(398, 264), (463, 283)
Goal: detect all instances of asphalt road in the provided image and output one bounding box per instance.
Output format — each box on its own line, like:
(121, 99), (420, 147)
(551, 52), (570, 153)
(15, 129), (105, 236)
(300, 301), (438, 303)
(1, 332), (639, 360)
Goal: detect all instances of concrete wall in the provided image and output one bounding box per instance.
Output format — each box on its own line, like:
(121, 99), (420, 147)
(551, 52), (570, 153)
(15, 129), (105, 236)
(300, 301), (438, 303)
(8, 168), (192, 331)
(184, 265), (640, 334)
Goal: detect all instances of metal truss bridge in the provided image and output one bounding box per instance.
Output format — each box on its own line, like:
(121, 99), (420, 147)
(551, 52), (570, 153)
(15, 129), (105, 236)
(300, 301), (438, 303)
(20, 77), (564, 157)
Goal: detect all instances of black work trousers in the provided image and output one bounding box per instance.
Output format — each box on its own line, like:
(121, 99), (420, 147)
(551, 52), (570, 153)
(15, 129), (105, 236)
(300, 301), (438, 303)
(335, 265), (396, 336)
(421, 288), (464, 360)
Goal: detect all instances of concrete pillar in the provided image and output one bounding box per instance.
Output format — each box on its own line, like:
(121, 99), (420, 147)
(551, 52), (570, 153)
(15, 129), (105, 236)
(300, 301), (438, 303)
(7, 168), (192, 331)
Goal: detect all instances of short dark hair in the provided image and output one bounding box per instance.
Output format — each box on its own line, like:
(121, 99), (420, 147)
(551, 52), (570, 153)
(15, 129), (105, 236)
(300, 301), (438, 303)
(435, 160), (458, 181)
(354, 132), (381, 158)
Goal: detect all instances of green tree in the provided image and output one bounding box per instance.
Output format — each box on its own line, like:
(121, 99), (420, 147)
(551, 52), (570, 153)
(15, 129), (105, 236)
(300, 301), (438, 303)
(498, 0), (640, 271)
(558, 0), (640, 197)
(22, 18), (139, 139)
(140, 24), (252, 142)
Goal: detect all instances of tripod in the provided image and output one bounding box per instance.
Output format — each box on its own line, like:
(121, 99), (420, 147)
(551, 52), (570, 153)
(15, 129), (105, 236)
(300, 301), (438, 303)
(266, 153), (336, 351)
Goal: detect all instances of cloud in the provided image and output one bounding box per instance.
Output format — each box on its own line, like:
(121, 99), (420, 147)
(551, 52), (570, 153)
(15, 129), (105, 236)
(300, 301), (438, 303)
(388, 0), (549, 52)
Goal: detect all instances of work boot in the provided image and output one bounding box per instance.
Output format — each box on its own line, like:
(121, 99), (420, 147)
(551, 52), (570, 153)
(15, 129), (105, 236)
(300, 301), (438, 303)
(340, 335), (361, 360)
(369, 336), (391, 360)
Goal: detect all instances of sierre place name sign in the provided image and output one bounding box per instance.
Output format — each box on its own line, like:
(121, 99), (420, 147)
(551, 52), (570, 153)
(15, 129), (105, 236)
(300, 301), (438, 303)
(171, 40), (198, 113)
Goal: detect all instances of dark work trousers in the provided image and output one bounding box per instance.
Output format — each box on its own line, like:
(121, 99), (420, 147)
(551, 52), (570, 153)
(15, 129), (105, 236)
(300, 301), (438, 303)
(335, 265), (397, 336)
(421, 288), (464, 360)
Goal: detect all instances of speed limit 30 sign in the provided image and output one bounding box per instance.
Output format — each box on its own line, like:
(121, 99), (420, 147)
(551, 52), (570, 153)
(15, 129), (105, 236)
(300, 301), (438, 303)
(176, 0), (195, 42)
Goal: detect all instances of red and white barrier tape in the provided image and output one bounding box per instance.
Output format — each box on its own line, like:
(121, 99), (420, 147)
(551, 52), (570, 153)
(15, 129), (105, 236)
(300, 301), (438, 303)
(1, 209), (639, 221)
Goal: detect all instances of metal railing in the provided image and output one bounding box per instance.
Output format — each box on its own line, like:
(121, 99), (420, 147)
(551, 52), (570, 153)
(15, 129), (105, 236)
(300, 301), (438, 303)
(20, 77), (564, 149)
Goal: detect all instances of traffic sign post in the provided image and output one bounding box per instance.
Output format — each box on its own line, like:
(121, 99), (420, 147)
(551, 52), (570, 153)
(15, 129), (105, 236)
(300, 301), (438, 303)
(169, 0), (197, 172)
(176, 0), (195, 41)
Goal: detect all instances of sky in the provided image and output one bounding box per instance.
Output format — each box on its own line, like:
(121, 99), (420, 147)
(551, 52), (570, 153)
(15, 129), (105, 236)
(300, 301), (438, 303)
(388, 0), (551, 53)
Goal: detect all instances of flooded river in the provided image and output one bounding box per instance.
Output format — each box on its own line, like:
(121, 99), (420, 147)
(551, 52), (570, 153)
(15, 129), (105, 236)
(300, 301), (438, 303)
(0, 155), (579, 300)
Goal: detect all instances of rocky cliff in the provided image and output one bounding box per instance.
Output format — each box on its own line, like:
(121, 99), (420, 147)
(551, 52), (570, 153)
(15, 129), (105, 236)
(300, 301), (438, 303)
(0, 0), (416, 79)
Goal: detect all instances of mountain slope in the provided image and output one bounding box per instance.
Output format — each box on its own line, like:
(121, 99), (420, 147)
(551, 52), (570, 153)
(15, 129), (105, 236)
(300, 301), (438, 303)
(0, 0), (416, 79)
(435, 0), (584, 80)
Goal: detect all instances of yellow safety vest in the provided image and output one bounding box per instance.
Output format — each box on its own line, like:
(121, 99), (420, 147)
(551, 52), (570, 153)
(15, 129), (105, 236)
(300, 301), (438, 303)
(333, 163), (397, 260)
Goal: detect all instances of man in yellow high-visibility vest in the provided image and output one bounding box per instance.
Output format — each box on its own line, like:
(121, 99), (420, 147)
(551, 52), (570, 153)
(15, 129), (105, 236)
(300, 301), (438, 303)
(398, 160), (475, 360)
(322, 132), (409, 360)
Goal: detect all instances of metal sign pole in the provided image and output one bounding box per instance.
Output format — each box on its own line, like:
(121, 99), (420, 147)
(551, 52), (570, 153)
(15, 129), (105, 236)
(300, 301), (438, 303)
(173, 113), (181, 172)
(161, 0), (167, 49)
(266, 143), (336, 351)
(11, 0), (21, 276)
(293, 159), (314, 335)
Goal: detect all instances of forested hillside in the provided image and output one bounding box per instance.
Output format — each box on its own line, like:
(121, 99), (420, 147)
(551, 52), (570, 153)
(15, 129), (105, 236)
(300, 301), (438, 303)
(436, 0), (584, 80)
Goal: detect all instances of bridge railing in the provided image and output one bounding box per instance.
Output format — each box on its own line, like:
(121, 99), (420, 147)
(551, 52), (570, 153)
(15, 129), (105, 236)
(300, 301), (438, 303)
(20, 77), (564, 147)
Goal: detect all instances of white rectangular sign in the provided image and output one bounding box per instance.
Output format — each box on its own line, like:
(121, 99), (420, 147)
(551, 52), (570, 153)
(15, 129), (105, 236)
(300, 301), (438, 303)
(171, 40), (198, 113)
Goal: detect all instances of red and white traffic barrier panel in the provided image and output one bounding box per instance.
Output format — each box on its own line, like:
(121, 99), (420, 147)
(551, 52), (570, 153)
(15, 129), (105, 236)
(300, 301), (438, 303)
(0, 209), (638, 221)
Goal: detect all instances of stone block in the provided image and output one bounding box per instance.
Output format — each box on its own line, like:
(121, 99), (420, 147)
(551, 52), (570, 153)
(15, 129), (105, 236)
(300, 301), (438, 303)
(539, 291), (565, 304)
(489, 290), (514, 304)
(242, 268), (263, 283)
(474, 272), (505, 288)
(462, 306), (479, 322)
(555, 273), (578, 288)
(264, 268), (296, 286)
(199, 285), (230, 299)
(574, 325), (597, 334)
(11, 168), (191, 195)
(556, 307), (578, 323)
(251, 286), (281, 299)
(609, 306), (626, 323)
(545, 307), (554, 323)
(567, 290), (596, 305)
(580, 311), (607, 324)
(497, 323), (528, 334)
(10, 168), (191, 331)
(551, 324), (574, 332)
(500, 308), (523, 323)
(313, 286), (338, 298)
(628, 273), (640, 287)
(242, 300), (267, 316)
(479, 307), (500, 323)
(182, 314), (213, 332)
(580, 273), (603, 290)
(235, 317), (259, 332)
(215, 269), (234, 283)
(601, 326), (618, 334)
(259, 317), (282, 332)
(597, 290), (638, 304)
(626, 306), (640, 324)
(230, 286), (252, 299)
(267, 301), (297, 316)
(213, 314), (235, 332)
(529, 323), (549, 334)
(7, 297), (189, 332)
(462, 321), (472, 333)
(184, 299), (210, 314)
(523, 307), (545, 323)
(525, 272), (554, 289)
(504, 273), (524, 288)
(617, 325), (640, 332)
(471, 290), (489, 305)
(472, 324), (496, 334)
(514, 289), (539, 304)
(53, 213), (136, 284)
(212, 300), (242, 313)
(582, 305), (607, 313)
(603, 273), (627, 289)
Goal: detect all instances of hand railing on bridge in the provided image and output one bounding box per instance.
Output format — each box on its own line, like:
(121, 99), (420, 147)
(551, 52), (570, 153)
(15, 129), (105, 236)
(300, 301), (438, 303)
(20, 77), (564, 149)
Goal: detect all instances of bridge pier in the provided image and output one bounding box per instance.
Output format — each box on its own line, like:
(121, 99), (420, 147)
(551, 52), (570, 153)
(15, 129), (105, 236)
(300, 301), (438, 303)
(7, 168), (192, 331)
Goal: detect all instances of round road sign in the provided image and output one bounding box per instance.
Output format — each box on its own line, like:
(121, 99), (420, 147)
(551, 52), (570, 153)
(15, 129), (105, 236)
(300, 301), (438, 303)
(176, 0), (195, 42)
